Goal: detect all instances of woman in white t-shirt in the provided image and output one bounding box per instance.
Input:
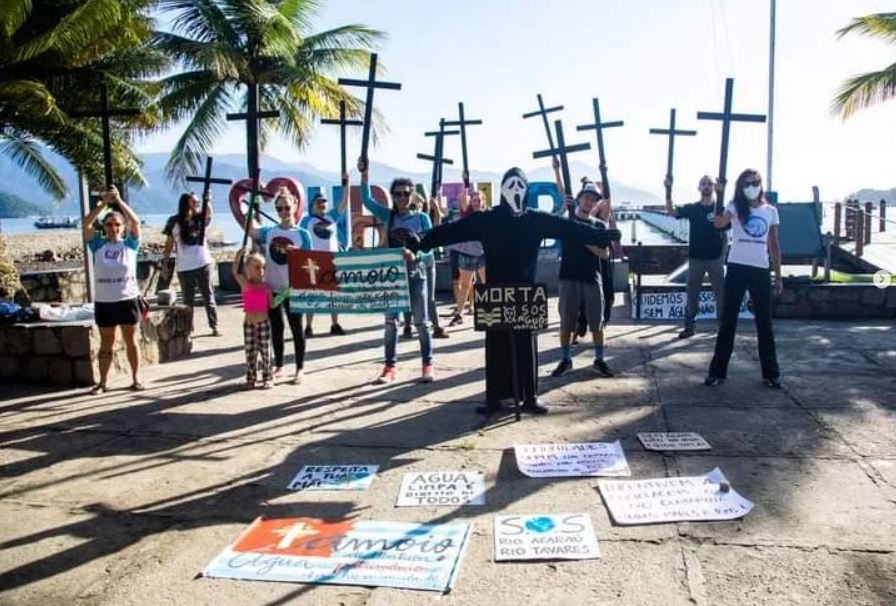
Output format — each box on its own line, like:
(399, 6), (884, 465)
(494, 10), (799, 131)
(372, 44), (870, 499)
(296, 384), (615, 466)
(705, 169), (782, 388)
(161, 191), (219, 335)
(81, 187), (144, 393)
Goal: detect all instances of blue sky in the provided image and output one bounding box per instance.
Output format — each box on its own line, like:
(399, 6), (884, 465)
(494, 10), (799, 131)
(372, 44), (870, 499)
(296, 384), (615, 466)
(141, 0), (896, 202)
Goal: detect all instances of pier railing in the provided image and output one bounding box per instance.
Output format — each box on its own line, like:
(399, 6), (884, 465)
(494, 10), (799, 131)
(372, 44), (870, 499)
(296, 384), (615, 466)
(832, 199), (891, 258)
(637, 210), (689, 243)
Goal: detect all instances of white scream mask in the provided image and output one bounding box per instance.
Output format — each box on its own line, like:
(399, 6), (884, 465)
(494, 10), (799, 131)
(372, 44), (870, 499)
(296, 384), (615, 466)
(743, 185), (761, 201)
(500, 168), (529, 216)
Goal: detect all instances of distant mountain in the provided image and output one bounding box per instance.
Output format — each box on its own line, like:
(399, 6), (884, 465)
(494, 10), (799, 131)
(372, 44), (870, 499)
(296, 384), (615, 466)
(847, 187), (895, 202)
(0, 148), (662, 216)
(0, 192), (45, 218)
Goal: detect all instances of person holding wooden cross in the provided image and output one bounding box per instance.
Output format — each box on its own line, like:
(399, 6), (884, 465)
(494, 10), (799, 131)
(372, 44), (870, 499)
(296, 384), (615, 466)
(359, 159), (435, 384)
(663, 175), (728, 338)
(302, 173), (350, 338)
(705, 168), (782, 389)
(161, 191), (220, 336)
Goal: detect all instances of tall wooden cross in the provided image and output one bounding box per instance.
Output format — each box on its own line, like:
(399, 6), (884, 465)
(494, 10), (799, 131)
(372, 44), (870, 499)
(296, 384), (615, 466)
(533, 120), (591, 215)
(69, 82), (141, 190)
(649, 108), (697, 202)
(417, 127), (455, 200)
(697, 78), (766, 212)
(226, 82), (280, 178)
(576, 98), (624, 199)
(338, 53), (402, 165)
(522, 94), (564, 163)
(238, 168), (274, 257)
(424, 120), (459, 197)
(185, 156), (233, 245)
(321, 100), (363, 176)
(443, 102), (482, 187)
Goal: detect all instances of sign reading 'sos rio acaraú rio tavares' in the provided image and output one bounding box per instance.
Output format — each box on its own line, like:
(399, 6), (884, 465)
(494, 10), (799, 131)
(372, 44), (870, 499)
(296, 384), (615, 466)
(287, 248), (411, 314)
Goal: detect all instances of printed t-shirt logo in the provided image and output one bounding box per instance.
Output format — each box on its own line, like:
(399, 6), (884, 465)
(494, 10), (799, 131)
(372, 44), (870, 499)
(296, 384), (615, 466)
(742, 215), (768, 238)
(269, 235), (293, 265)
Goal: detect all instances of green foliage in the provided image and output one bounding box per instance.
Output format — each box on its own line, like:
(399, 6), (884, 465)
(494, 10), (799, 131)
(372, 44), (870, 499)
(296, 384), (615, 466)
(833, 12), (896, 119)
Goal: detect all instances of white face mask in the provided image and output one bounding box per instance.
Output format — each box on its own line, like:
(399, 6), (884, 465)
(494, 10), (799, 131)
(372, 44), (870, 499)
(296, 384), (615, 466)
(501, 176), (527, 215)
(743, 185), (761, 201)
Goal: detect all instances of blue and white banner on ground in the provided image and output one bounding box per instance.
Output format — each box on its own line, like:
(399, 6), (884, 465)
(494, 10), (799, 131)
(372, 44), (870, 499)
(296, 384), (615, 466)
(494, 513), (601, 561)
(288, 248), (410, 314)
(203, 517), (472, 592)
(514, 441), (631, 477)
(287, 465), (378, 491)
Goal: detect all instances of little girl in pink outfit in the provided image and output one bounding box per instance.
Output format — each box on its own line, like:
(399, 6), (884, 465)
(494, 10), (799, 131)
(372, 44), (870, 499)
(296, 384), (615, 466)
(233, 249), (275, 389)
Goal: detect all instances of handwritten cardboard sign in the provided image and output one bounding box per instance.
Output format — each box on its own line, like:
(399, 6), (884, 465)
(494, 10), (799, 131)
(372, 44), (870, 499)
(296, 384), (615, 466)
(396, 471), (486, 507)
(598, 468), (754, 525)
(287, 465), (378, 491)
(637, 432), (712, 451)
(514, 441), (631, 478)
(203, 517), (471, 592)
(474, 283), (549, 331)
(494, 513), (601, 561)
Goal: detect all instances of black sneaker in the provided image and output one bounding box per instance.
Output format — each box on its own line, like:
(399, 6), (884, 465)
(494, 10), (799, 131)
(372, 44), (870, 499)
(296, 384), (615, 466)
(678, 327), (695, 339)
(522, 399), (549, 415)
(764, 378), (783, 389)
(704, 374), (724, 386)
(592, 358), (615, 377)
(432, 326), (449, 339)
(330, 323), (345, 336)
(402, 325), (413, 339)
(448, 313), (463, 327)
(551, 359), (573, 377)
(304, 325), (313, 338)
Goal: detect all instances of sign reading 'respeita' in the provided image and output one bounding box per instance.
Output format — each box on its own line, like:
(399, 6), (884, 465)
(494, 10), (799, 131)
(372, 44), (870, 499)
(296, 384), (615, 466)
(514, 441), (631, 478)
(494, 513), (601, 561)
(203, 517), (471, 592)
(598, 468), (755, 525)
(287, 465), (378, 491)
(637, 432), (712, 451)
(474, 283), (549, 331)
(396, 471), (486, 507)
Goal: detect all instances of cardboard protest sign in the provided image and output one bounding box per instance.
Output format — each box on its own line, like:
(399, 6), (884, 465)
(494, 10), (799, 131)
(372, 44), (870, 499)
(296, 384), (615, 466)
(494, 513), (601, 561)
(514, 441), (631, 478)
(288, 248), (410, 314)
(598, 468), (754, 525)
(637, 432), (712, 451)
(396, 471), (486, 507)
(287, 465), (378, 491)
(474, 283), (549, 331)
(203, 517), (471, 592)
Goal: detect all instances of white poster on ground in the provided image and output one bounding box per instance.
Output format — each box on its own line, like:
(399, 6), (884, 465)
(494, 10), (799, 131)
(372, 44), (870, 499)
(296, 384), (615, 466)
(514, 441), (631, 478)
(493, 513), (601, 561)
(637, 432), (712, 451)
(598, 468), (754, 525)
(396, 471), (486, 507)
(287, 465), (378, 491)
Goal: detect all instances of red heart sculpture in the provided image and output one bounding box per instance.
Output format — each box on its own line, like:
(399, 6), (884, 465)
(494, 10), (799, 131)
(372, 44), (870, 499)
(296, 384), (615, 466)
(229, 177), (306, 228)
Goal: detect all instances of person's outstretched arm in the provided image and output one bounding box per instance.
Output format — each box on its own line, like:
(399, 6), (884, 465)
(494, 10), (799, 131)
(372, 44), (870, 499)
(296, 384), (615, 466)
(358, 157), (390, 223)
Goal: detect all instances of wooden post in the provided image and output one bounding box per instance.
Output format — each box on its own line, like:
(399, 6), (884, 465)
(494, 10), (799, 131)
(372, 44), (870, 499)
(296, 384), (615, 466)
(864, 202), (873, 245)
(636, 241), (643, 321)
(823, 232), (832, 282)
(834, 202), (842, 244)
(855, 209), (865, 257)
(880, 199), (886, 233)
(78, 171), (94, 303)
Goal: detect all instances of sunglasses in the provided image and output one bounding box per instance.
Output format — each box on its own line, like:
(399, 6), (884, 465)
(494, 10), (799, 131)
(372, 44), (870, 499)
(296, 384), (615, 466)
(392, 191), (412, 198)
(104, 222), (122, 227)
(744, 179), (762, 187)
(275, 206), (292, 212)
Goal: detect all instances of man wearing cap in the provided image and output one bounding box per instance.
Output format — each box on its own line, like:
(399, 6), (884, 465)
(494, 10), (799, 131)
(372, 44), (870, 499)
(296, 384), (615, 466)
(550, 179), (614, 378)
(302, 172), (350, 337)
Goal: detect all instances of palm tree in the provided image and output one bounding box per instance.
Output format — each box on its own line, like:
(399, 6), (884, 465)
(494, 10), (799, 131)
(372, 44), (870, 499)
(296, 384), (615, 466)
(155, 0), (384, 183)
(832, 12), (896, 118)
(0, 0), (165, 198)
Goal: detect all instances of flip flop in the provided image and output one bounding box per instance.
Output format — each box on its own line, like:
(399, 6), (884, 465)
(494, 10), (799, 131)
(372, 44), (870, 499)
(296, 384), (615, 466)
(130, 382), (145, 392)
(90, 384), (107, 394)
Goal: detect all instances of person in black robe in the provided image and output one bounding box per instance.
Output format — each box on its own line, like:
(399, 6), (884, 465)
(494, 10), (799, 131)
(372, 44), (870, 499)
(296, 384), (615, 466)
(416, 168), (620, 415)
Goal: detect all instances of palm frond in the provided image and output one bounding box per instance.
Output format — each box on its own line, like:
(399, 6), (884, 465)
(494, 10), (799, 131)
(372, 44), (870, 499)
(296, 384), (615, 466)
(0, 129), (67, 199)
(837, 12), (896, 43)
(832, 61), (896, 118)
(0, 0), (32, 40)
(165, 82), (233, 184)
(13, 0), (125, 63)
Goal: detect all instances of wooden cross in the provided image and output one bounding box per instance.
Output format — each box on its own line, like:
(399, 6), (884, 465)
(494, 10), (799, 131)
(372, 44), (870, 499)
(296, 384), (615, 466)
(697, 78), (766, 212)
(69, 82), (141, 189)
(338, 53), (402, 165)
(443, 102), (482, 187)
(185, 156), (233, 245)
(417, 127), (455, 200)
(576, 98), (624, 199)
(424, 119), (459, 197)
(321, 100), (363, 176)
(533, 119), (591, 214)
(226, 82), (280, 177)
(522, 94), (564, 163)
(238, 168), (274, 256)
(649, 108), (697, 201)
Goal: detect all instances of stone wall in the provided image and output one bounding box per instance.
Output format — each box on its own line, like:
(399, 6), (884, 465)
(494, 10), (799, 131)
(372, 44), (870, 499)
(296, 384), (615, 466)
(0, 305), (194, 386)
(19, 268), (87, 304)
(775, 283), (896, 319)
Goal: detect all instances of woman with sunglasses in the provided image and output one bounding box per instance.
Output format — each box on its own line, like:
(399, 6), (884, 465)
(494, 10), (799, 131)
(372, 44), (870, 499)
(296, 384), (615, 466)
(239, 186), (312, 385)
(161, 191), (219, 336)
(359, 158), (435, 384)
(705, 169), (782, 388)
(81, 186), (143, 393)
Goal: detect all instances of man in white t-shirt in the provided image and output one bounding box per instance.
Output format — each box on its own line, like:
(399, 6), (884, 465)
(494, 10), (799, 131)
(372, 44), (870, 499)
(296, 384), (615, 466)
(301, 175), (349, 337)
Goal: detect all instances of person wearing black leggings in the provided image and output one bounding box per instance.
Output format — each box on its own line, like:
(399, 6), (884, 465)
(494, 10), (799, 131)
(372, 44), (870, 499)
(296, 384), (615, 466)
(705, 169), (782, 389)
